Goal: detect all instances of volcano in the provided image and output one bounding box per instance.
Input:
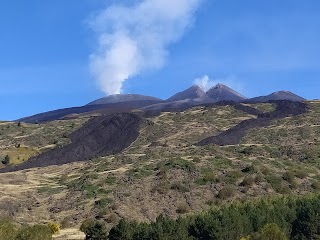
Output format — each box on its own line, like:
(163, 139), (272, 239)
(166, 85), (206, 101)
(206, 84), (247, 102)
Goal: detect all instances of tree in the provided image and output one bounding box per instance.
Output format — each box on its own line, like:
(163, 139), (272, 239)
(258, 223), (288, 240)
(80, 219), (108, 240)
(291, 199), (320, 239)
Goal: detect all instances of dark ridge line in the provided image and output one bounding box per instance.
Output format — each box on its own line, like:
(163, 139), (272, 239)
(0, 113), (144, 173)
(196, 100), (308, 146)
(142, 100), (263, 118)
(17, 100), (162, 124)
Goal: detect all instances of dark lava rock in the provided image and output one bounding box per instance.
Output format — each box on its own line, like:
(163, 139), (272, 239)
(0, 113), (143, 173)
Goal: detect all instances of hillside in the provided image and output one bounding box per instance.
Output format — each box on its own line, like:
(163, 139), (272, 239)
(166, 85), (206, 101)
(206, 83), (247, 102)
(0, 100), (319, 236)
(247, 91), (306, 102)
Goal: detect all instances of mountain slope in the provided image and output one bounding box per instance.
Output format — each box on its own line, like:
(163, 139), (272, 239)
(87, 94), (163, 105)
(18, 100), (161, 123)
(167, 85), (206, 101)
(1, 113), (143, 172)
(246, 91), (306, 102)
(0, 101), (319, 229)
(206, 83), (247, 102)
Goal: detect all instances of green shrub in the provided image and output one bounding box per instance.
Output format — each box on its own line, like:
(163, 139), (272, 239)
(203, 172), (220, 183)
(241, 165), (256, 173)
(226, 170), (244, 183)
(311, 181), (320, 190)
(282, 171), (295, 183)
(193, 157), (201, 163)
(294, 170), (308, 179)
(194, 178), (208, 185)
(176, 203), (190, 214)
(255, 174), (264, 184)
(152, 181), (170, 194)
(240, 176), (255, 187)
(162, 158), (195, 172)
(217, 185), (236, 200)
(105, 213), (119, 224)
(171, 182), (189, 193)
(195, 171), (220, 185)
(105, 176), (117, 185)
(80, 219), (108, 240)
(266, 174), (290, 193)
(94, 198), (113, 209)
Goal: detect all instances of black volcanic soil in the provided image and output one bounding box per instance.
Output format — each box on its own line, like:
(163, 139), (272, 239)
(0, 113), (143, 173)
(197, 100), (308, 146)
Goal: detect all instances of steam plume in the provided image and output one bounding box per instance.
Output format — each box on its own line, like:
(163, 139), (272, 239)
(89, 0), (202, 95)
(193, 75), (215, 91)
(194, 75), (243, 93)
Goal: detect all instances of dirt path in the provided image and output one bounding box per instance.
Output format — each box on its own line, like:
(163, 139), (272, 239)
(53, 228), (85, 240)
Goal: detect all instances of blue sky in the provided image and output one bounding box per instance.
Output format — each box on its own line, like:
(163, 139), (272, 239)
(1, 0), (319, 120)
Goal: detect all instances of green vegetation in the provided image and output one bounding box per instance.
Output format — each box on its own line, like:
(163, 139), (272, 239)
(80, 219), (108, 240)
(108, 194), (320, 240)
(0, 220), (53, 240)
(0, 118), (88, 166)
(46, 222), (60, 234)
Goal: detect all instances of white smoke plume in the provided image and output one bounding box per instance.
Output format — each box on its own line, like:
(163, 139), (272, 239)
(193, 75), (216, 91)
(194, 75), (243, 93)
(89, 0), (202, 95)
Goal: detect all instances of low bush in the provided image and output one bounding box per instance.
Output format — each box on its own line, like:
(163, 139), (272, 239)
(240, 176), (255, 187)
(282, 171), (295, 184)
(171, 182), (189, 193)
(217, 185), (236, 200)
(311, 181), (320, 190)
(294, 170), (308, 179)
(176, 203), (190, 214)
